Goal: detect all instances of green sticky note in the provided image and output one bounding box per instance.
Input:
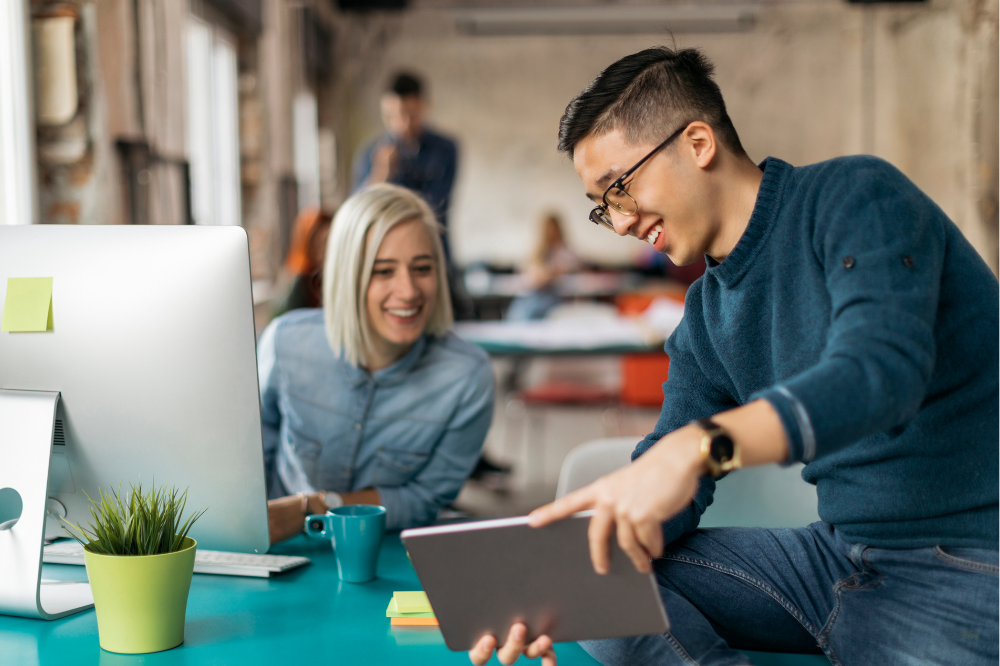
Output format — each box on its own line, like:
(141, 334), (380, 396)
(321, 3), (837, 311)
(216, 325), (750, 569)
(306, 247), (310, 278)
(386, 598), (435, 618)
(393, 591), (432, 614)
(2, 278), (54, 332)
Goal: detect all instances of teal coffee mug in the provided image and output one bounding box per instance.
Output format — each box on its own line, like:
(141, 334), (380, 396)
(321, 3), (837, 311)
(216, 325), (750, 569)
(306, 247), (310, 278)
(305, 505), (386, 583)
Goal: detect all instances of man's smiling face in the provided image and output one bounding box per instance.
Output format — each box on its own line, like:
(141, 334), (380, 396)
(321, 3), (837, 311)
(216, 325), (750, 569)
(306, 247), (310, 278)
(573, 127), (714, 267)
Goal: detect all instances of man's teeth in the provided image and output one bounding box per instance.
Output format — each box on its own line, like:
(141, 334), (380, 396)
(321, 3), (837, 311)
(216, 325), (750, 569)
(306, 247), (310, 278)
(387, 307), (419, 317)
(646, 224), (663, 246)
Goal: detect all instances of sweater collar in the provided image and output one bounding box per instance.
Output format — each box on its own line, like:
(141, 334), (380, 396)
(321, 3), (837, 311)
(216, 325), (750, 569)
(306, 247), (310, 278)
(705, 157), (792, 288)
(340, 334), (429, 388)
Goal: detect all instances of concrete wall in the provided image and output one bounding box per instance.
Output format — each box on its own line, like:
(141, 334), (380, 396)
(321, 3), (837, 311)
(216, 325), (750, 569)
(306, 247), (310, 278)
(339, 0), (999, 272)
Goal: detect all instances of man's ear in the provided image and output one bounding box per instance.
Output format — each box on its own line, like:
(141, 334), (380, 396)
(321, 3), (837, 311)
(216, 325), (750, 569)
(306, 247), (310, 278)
(683, 121), (717, 169)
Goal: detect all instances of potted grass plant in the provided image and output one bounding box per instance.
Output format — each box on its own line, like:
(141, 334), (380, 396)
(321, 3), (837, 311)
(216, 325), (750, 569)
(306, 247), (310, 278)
(60, 479), (207, 654)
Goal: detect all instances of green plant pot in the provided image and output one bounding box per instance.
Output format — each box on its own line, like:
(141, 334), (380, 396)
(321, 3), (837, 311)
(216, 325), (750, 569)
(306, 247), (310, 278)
(83, 537), (196, 654)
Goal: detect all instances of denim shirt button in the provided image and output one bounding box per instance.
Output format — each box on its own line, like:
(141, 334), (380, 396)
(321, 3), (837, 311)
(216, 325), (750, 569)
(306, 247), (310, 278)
(355, 423), (361, 430)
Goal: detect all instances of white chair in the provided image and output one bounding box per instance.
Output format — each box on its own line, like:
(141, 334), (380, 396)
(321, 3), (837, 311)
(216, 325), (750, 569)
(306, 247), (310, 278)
(555, 437), (639, 500)
(555, 437), (821, 528)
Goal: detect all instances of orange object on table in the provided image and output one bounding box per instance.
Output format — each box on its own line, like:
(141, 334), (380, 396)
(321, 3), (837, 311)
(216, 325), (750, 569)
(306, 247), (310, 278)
(615, 290), (684, 407)
(390, 617), (439, 626)
(620, 352), (670, 407)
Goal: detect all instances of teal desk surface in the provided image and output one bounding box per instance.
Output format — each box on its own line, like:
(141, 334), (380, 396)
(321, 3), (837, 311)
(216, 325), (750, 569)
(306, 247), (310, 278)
(0, 533), (600, 666)
(1, 534), (828, 666)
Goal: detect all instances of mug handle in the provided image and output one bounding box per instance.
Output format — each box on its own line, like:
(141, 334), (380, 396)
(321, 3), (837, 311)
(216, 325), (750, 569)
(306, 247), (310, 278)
(304, 513), (330, 539)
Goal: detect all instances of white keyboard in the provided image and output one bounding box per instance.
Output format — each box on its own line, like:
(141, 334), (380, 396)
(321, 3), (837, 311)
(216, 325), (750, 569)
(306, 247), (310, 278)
(43, 539), (310, 578)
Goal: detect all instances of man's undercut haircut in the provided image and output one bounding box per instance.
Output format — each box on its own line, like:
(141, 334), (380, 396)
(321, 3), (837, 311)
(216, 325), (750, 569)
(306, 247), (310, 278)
(558, 47), (746, 159)
(388, 72), (423, 98)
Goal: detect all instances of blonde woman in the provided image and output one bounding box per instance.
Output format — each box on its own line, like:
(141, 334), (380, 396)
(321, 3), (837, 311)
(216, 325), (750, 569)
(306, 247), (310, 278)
(258, 184), (494, 543)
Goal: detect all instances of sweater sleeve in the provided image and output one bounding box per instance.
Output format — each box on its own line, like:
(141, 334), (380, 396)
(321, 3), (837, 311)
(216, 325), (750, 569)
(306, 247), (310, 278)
(637, 307), (738, 545)
(755, 159), (943, 463)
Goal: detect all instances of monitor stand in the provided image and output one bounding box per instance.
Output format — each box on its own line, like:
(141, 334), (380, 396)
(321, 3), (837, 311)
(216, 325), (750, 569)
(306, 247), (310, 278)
(0, 389), (93, 620)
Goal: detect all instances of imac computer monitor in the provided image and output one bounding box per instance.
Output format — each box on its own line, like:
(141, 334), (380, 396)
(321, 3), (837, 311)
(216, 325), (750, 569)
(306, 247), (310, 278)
(0, 225), (270, 557)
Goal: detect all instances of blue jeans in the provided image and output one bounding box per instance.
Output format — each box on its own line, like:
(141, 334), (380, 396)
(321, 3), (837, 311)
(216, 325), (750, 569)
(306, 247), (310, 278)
(581, 522), (998, 665)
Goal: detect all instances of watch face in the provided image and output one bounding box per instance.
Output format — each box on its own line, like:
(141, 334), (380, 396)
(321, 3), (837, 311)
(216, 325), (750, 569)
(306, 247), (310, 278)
(710, 434), (735, 464)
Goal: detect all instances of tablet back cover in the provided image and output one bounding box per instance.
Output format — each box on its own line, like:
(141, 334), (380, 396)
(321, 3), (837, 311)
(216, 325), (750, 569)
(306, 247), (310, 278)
(401, 514), (668, 651)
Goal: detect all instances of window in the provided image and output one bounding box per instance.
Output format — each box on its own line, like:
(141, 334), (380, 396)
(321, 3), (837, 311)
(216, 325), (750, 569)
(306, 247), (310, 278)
(0, 1), (36, 225)
(186, 15), (240, 226)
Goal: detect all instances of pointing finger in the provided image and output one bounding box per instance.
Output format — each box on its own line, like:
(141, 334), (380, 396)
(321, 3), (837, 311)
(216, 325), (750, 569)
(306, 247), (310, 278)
(529, 486), (595, 527)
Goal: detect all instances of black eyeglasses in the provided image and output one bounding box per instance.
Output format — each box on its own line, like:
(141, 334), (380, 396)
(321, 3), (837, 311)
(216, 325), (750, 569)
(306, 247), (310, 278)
(589, 123), (691, 231)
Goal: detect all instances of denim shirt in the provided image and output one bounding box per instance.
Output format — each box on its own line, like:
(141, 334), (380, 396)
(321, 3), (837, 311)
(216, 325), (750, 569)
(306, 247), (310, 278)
(257, 309), (494, 530)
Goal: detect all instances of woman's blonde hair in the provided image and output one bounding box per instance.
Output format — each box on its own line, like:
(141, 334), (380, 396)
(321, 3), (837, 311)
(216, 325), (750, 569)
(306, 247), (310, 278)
(322, 183), (453, 367)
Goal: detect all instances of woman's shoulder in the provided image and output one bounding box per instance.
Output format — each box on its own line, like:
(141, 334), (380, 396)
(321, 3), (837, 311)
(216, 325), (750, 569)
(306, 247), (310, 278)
(422, 331), (492, 379)
(265, 309), (336, 362)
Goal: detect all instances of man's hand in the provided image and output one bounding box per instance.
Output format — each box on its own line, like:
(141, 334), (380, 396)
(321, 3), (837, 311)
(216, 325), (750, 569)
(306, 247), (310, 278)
(529, 400), (789, 574)
(368, 142), (399, 184)
(529, 425), (706, 574)
(469, 623), (556, 666)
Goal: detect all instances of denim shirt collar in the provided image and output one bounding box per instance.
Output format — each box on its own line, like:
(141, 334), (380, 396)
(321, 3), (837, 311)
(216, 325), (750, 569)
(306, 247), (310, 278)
(339, 335), (429, 388)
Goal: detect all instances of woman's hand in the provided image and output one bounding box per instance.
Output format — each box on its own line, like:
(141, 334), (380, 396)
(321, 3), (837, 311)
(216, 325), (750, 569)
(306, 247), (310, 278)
(267, 489), (384, 545)
(469, 623), (556, 666)
(267, 493), (325, 545)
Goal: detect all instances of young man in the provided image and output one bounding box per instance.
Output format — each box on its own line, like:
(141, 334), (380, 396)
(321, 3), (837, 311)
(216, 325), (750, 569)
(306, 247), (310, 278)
(470, 47), (998, 666)
(353, 72), (458, 262)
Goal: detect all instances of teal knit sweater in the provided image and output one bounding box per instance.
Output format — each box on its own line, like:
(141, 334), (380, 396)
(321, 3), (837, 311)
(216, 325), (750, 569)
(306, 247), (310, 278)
(641, 156), (999, 549)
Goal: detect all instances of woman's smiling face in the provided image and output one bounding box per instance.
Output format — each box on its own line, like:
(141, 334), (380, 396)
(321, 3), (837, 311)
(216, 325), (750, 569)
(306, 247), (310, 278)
(364, 218), (438, 369)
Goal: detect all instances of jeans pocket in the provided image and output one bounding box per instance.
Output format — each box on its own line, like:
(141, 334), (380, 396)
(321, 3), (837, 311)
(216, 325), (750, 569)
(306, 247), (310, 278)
(375, 446), (430, 486)
(933, 547), (1000, 575)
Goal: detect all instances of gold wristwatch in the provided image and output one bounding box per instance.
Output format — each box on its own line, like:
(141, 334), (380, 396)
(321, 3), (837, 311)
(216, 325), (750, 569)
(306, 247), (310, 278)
(690, 418), (741, 479)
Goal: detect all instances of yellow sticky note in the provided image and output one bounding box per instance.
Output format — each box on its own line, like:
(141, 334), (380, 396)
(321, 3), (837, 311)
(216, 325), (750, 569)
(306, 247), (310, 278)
(2, 278), (54, 332)
(386, 598), (436, 618)
(393, 591), (432, 614)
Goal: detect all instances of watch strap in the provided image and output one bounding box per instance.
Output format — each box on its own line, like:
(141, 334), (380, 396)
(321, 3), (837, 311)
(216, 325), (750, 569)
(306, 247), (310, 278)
(323, 491), (344, 510)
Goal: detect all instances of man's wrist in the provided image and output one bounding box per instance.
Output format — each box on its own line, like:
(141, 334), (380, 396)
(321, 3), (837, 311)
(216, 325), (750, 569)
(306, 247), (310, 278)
(653, 425), (709, 477)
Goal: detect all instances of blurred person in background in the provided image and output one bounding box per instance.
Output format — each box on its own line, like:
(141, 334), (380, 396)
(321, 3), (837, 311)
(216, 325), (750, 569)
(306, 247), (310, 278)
(354, 72), (459, 267)
(272, 208), (333, 318)
(507, 212), (585, 321)
(259, 184), (494, 543)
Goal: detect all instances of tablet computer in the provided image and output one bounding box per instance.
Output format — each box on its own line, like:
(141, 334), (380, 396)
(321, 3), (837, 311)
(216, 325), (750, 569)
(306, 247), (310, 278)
(400, 512), (669, 651)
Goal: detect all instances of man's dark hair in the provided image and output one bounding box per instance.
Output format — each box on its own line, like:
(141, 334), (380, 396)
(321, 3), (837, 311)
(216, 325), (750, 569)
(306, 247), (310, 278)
(388, 72), (423, 98)
(558, 47), (746, 158)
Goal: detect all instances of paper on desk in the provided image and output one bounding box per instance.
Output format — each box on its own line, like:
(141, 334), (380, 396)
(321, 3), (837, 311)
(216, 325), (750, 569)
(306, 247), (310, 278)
(2, 277), (54, 332)
(386, 598), (436, 618)
(390, 617), (439, 626)
(393, 591), (433, 614)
